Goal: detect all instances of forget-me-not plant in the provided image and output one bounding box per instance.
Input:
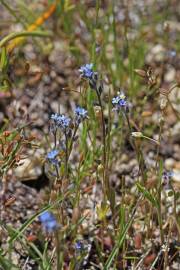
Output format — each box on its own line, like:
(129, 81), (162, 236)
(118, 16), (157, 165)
(39, 211), (59, 233)
(112, 91), (129, 112)
(74, 107), (88, 124)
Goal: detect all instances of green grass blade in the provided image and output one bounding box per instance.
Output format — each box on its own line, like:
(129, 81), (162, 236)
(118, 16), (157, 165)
(8, 194), (65, 244)
(104, 199), (139, 269)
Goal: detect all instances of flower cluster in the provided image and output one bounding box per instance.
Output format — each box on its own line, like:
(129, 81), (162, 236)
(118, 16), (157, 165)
(39, 211), (59, 233)
(79, 63), (94, 80)
(51, 113), (60, 123)
(75, 107), (88, 124)
(51, 113), (71, 130)
(46, 106), (88, 169)
(112, 91), (128, 112)
(46, 149), (59, 165)
(58, 115), (71, 129)
(79, 63), (100, 92)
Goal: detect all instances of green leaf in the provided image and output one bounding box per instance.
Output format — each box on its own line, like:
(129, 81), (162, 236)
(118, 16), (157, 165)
(8, 194), (65, 244)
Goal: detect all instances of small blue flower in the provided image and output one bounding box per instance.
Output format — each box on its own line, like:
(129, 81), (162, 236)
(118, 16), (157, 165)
(119, 99), (127, 107)
(47, 149), (59, 165)
(51, 113), (60, 122)
(75, 107), (88, 123)
(112, 92), (128, 111)
(39, 211), (59, 233)
(79, 63), (94, 80)
(50, 114), (60, 133)
(57, 115), (71, 129)
(75, 241), (84, 251)
(112, 96), (120, 105)
(50, 113), (71, 131)
(39, 211), (52, 222)
(47, 150), (58, 159)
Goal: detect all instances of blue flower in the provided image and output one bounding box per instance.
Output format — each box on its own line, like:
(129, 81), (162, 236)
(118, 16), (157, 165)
(50, 114), (60, 133)
(51, 113), (71, 128)
(79, 63), (94, 80)
(51, 113), (59, 122)
(47, 149), (59, 165)
(75, 241), (84, 251)
(112, 96), (120, 105)
(75, 107), (88, 123)
(57, 115), (71, 129)
(39, 211), (59, 233)
(119, 99), (127, 107)
(47, 150), (58, 159)
(112, 92), (128, 111)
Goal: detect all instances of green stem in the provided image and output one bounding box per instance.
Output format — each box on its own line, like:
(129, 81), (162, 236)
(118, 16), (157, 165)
(65, 133), (68, 178)
(157, 177), (164, 243)
(125, 113), (146, 182)
(96, 90), (109, 198)
(172, 187), (178, 225)
(67, 125), (79, 161)
(157, 204), (164, 244)
(0, 31), (52, 48)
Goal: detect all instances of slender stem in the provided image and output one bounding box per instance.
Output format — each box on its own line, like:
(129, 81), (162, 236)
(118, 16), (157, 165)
(96, 90), (109, 198)
(124, 113), (146, 182)
(167, 97), (180, 120)
(67, 125), (79, 161)
(142, 135), (160, 145)
(96, 91), (106, 168)
(157, 175), (164, 244)
(63, 125), (79, 188)
(64, 132), (68, 178)
(172, 187), (178, 224)
(0, 31), (52, 48)
(53, 129), (57, 148)
(155, 120), (163, 170)
(157, 204), (164, 244)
